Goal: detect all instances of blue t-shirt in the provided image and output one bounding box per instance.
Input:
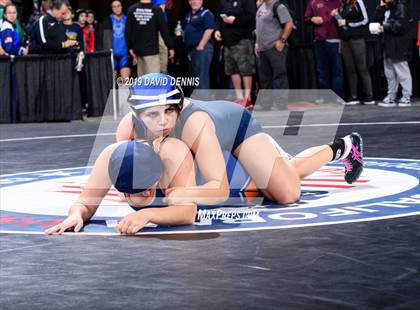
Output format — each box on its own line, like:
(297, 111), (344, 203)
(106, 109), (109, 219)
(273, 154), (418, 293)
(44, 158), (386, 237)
(111, 14), (127, 56)
(63, 23), (85, 52)
(184, 7), (216, 48)
(152, 0), (168, 24)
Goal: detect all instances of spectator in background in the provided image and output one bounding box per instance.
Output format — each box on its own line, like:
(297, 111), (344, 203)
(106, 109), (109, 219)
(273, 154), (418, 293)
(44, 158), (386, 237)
(0, 3), (27, 55)
(62, 7), (84, 52)
(0, 8), (3, 55)
(35, 0), (78, 54)
(305, 0), (344, 98)
(153, 0), (169, 73)
(27, 0), (52, 53)
(76, 8), (87, 28)
(126, 0), (174, 76)
(215, 0), (256, 109)
(0, 0), (24, 45)
(374, 0), (412, 107)
(76, 8), (87, 51)
(184, 0), (215, 90)
(0, 36), (5, 55)
(332, 0), (374, 105)
(84, 9), (96, 52)
(255, 0), (294, 110)
(98, 0), (130, 81)
(417, 21), (420, 59)
(87, 10), (97, 28)
(28, 0), (51, 26)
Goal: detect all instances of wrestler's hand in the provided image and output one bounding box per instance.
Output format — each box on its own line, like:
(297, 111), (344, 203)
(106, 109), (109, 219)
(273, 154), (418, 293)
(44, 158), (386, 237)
(44, 212), (84, 235)
(164, 188), (195, 206)
(116, 211), (150, 235)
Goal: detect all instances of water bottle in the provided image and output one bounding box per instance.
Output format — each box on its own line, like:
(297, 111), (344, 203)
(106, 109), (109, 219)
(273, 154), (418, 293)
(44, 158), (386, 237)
(75, 51), (85, 72)
(175, 20), (183, 37)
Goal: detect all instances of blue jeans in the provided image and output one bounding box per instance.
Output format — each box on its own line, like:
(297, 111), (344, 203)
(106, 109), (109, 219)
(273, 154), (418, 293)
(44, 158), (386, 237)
(314, 41), (343, 97)
(189, 43), (213, 90)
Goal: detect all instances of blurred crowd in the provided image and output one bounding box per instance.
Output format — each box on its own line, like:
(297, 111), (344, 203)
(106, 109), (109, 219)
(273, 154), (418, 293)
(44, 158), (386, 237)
(0, 0), (419, 109)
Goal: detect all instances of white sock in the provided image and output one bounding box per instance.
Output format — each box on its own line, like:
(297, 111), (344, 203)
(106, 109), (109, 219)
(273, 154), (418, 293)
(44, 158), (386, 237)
(340, 135), (352, 160)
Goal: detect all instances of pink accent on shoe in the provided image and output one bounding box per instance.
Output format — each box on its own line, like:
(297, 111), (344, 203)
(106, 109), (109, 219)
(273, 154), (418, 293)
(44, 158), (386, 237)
(343, 145), (363, 172)
(351, 145), (363, 163)
(343, 159), (353, 171)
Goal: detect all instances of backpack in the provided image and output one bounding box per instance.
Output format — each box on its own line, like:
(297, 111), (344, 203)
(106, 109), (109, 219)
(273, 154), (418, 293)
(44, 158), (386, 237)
(272, 0), (297, 45)
(272, 0), (297, 29)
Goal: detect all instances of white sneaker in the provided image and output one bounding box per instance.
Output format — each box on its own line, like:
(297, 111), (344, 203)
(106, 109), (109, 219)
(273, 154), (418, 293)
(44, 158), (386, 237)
(378, 96), (396, 107)
(398, 97), (411, 107)
(363, 100), (376, 105)
(343, 99), (360, 106)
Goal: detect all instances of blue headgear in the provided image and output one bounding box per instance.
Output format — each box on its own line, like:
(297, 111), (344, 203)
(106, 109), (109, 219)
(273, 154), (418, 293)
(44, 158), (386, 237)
(108, 141), (163, 194)
(128, 73), (184, 116)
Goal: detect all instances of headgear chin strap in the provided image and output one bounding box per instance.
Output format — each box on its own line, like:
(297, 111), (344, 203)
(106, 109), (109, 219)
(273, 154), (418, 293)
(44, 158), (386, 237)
(128, 73), (184, 117)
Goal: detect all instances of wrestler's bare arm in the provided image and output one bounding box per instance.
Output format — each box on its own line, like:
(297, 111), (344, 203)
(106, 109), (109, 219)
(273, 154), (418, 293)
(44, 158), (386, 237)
(170, 111), (230, 205)
(116, 112), (135, 142)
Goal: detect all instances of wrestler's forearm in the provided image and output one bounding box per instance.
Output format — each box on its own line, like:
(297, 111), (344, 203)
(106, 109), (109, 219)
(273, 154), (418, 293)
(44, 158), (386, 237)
(179, 181), (230, 205)
(143, 205), (197, 226)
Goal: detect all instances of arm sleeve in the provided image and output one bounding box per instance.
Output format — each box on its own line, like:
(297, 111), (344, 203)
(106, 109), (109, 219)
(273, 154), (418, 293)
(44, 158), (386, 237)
(36, 16), (62, 50)
(156, 8), (174, 49)
(383, 4), (408, 35)
(0, 29), (14, 53)
(348, 0), (369, 28)
(372, 5), (386, 23)
(203, 11), (216, 30)
(233, 0), (256, 27)
(277, 4), (293, 24)
(304, 1), (315, 23)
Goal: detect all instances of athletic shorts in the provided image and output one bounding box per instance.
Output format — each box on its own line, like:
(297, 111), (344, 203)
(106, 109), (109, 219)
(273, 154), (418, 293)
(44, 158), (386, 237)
(224, 39), (256, 76)
(114, 54), (130, 70)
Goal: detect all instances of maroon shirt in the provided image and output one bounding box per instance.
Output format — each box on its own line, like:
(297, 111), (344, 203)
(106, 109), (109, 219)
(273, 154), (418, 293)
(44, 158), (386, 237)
(304, 0), (343, 41)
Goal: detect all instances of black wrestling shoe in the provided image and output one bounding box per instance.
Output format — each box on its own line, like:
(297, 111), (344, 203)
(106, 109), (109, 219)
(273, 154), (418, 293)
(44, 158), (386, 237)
(342, 132), (364, 184)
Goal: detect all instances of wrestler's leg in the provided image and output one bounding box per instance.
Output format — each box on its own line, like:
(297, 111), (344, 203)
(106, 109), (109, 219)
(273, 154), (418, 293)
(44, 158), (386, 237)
(267, 133), (363, 184)
(233, 133), (301, 204)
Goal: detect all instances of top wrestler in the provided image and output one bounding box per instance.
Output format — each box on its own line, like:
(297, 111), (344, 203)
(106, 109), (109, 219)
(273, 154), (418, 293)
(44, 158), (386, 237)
(116, 73), (363, 206)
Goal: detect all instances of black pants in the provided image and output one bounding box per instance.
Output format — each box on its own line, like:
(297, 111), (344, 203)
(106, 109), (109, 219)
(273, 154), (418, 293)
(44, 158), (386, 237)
(258, 46), (289, 90)
(341, 38), (373, 100)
